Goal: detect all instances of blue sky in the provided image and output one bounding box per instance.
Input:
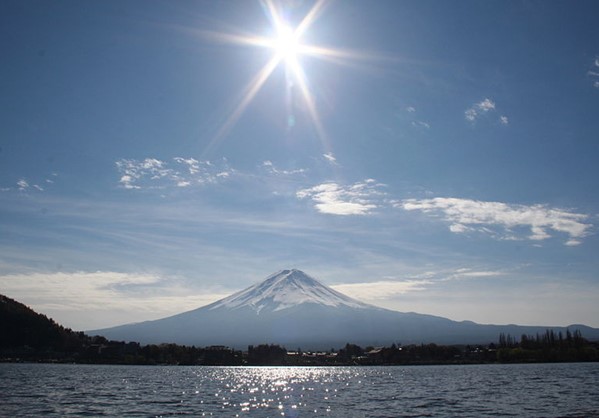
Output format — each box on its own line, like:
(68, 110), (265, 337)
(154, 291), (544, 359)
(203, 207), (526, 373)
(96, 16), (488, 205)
(2, 0), (599, 330)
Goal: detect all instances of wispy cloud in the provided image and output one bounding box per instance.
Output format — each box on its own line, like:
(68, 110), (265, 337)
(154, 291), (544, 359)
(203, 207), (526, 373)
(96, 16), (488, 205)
(116, 157), (234, 190)
(589, 57), (599, 88)
(173, 157), (200, 174)
(465, 98), (508, 125)
(2, 173), (56, 193)
(262, 160), (307, 176)
(297, 179), (386, 216)
(465, 98), (495, 121)
(0, 271), (229, 330)
(14, 178), (45, 192)
(411, 120), (430, 129)
(403, 105), (431, 130)
(116, 158), (171, 189)
(17, 179), (29, 191)
(332, 279), (432, 300)
(332, 268), (502, 303)
(322, 152), (339, 165)
(398, 197), (591, 245)
(449, 268), (503, 279)
(356, 270), (599, 326)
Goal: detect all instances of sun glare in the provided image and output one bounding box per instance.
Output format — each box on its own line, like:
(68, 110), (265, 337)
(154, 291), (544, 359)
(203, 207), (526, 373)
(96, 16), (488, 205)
(200, 0), (350, 157)
(274, 25), (300, 63)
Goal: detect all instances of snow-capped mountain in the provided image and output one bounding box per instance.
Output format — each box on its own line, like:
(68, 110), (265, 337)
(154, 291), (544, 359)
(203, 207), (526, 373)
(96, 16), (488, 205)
(89, 269), (599, 349)
(206, 269), (371, 313)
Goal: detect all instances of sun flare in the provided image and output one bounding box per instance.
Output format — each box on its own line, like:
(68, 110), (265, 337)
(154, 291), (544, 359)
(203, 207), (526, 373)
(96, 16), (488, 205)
(199, 0), (359, 157)
(274, 24), (300, 63)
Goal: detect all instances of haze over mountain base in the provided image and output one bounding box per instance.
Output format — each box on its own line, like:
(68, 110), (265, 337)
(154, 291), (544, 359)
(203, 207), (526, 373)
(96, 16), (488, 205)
(89, 270), (599, 349)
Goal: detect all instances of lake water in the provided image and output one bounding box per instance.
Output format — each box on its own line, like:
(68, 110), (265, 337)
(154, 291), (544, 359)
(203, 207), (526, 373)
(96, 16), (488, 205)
(1, 363), (598, 417)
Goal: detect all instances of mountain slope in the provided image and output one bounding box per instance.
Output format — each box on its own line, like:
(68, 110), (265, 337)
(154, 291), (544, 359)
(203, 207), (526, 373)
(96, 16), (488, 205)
(88, 269), (599, 349)
(0, 294), (85, 351)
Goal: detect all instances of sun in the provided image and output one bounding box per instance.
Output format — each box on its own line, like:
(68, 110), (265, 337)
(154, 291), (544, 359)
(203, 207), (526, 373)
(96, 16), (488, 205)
(274, 24), (300, 64)
(198, 0), (360, 156)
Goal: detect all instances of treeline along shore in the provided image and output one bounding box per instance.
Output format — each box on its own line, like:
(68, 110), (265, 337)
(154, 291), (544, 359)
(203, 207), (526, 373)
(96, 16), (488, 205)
(2, 294), (598, 366)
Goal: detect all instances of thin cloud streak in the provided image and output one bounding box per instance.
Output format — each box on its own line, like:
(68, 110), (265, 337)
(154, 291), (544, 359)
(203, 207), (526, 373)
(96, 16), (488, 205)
(588, 57), (599, 88)
(322, 152), (339, 165)
(332, 279), (432, 301)
(262, 160), (307, 176)
(332, 267), (503, 303)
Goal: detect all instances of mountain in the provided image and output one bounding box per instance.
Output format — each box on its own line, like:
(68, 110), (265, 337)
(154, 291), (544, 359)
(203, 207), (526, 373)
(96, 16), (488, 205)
(88, 269), (599, 349)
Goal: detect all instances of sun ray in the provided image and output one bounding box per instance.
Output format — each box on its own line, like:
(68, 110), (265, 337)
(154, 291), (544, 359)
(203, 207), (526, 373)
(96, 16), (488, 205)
(286, 54), (332, 154)
(294, 0), (329, 39)
(180, 24), (275, 49)
(202, 55), (281, 157)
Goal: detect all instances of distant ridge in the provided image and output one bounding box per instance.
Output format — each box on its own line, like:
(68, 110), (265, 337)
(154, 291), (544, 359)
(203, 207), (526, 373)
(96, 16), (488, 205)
(89, 269), (599, 349)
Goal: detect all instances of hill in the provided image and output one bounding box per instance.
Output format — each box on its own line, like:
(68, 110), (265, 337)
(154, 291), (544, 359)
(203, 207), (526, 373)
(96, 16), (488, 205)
(0, 294), (87, 353)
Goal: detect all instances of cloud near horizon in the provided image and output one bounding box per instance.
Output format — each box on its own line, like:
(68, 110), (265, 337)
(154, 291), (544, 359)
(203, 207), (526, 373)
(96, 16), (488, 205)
(399, 197), (591, 245)
(296, 179), (386, 216)
(0, 271), (229, 330)
(332, 279), (432, 301)
(332, 268), (502, 303)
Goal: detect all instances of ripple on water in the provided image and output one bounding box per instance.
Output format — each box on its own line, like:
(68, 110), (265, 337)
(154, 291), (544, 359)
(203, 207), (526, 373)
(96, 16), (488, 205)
(1, 363), (599, 417)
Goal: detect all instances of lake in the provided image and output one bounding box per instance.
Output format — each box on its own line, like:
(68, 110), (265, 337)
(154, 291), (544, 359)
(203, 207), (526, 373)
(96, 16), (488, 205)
(1, 363), (598, 417)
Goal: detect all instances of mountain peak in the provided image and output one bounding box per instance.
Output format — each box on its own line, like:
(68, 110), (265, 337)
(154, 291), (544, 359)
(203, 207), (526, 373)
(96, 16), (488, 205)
(207, 269), (371, 314)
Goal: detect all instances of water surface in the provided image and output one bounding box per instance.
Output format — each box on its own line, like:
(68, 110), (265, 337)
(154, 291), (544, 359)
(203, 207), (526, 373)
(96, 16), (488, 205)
(1, 363), (598, 417)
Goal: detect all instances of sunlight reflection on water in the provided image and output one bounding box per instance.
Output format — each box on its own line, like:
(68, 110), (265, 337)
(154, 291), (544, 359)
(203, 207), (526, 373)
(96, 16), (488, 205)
(200, 367), (356, 416)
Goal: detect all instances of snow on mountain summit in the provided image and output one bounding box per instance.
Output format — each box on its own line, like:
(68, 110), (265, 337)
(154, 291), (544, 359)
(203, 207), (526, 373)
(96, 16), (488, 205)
(208, 269), (371, 314)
